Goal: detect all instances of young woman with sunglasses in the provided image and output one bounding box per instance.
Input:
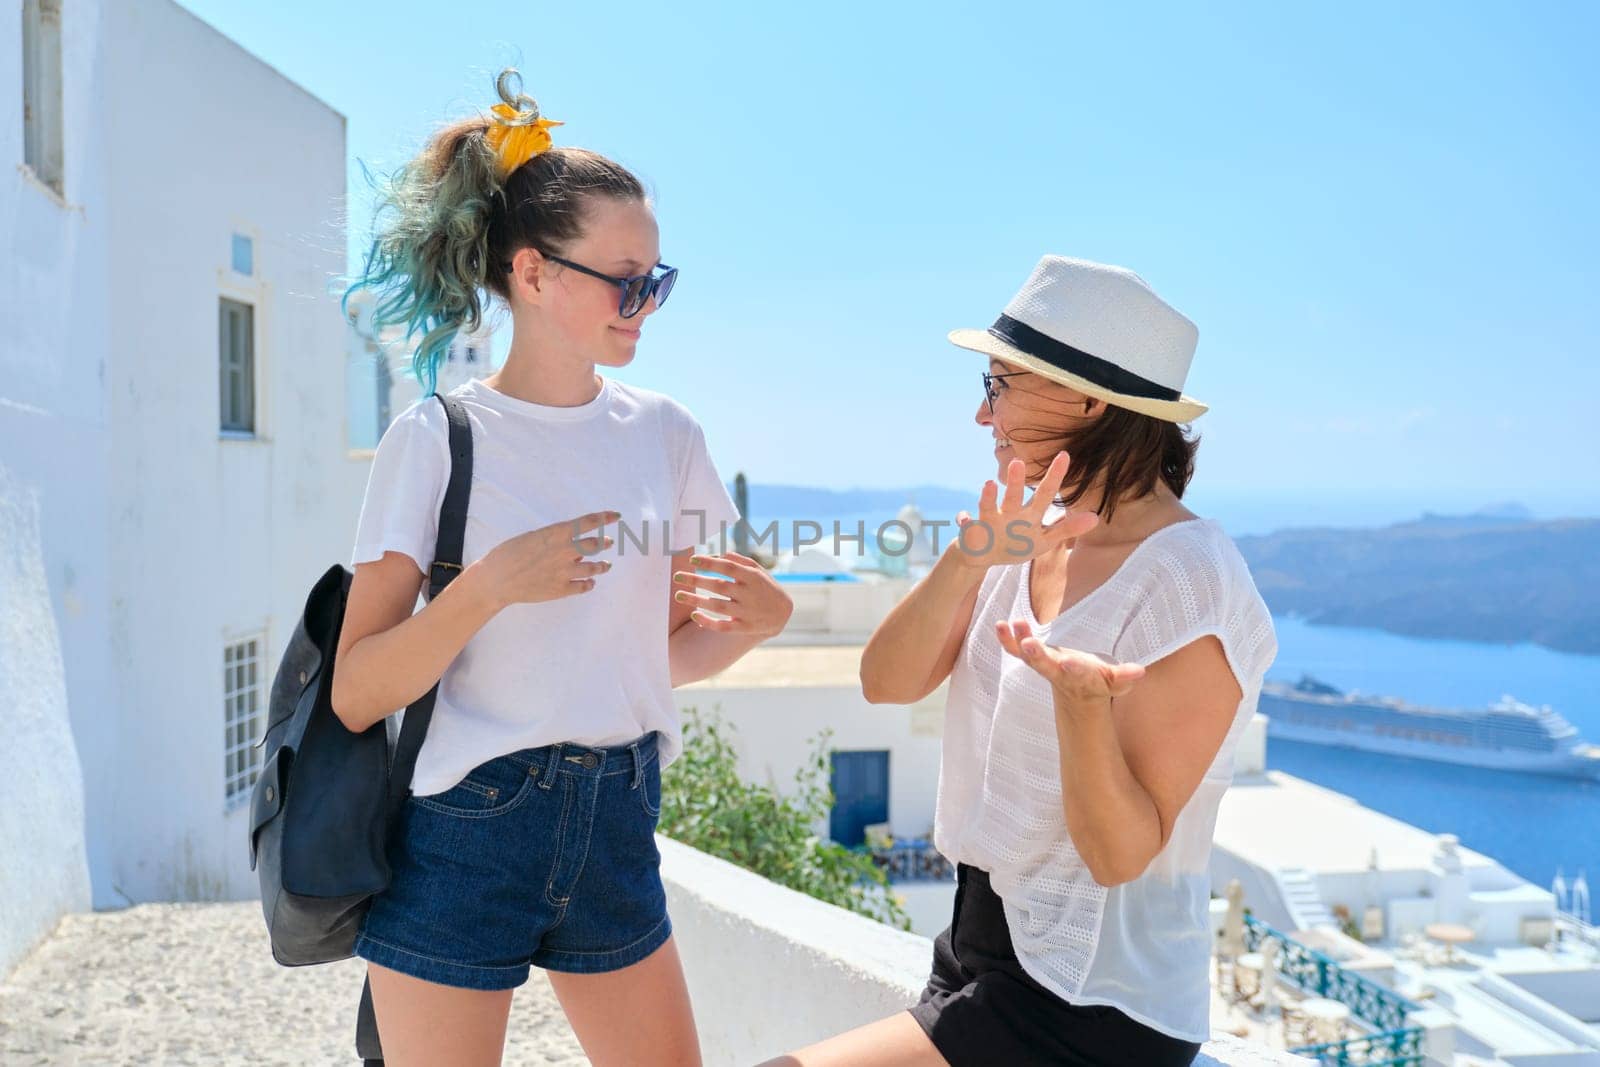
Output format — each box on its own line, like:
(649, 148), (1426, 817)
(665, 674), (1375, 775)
(333, 71), (793, 1067)
(765, 257), (1276, 1067)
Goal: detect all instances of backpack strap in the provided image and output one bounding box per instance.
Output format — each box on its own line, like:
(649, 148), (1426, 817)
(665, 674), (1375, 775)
(384, 391), (473, 816)
(358, 391), (474, 1067)
(428, 393), (474, 601)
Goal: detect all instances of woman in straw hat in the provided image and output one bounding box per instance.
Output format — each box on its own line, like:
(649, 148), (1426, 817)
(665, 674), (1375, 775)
(764, 256), (1277, 1066)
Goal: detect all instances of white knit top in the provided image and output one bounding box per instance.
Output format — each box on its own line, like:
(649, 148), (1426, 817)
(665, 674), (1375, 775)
(933, 517), (1276, 1042)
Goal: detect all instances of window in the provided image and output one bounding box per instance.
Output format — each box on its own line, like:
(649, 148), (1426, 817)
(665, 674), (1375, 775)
(21, 0), (65, 195)
(231, 234), (254, 276)
(224, 637), (265, 807)
(219, 298), (255, 433)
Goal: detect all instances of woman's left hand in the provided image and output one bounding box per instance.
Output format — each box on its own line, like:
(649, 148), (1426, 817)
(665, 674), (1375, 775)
(673, 551), (794, 637)
(995, 618), (1145, 707)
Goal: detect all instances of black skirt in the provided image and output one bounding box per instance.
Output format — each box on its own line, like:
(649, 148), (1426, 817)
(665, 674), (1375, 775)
(907, 864), (1201, 1067)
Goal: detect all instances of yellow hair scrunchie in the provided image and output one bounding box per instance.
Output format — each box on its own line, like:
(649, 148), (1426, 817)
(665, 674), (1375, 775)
(485, 102), (563, 178)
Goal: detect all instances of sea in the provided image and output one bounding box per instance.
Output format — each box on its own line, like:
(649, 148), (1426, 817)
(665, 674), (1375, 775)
(748, 487), (1600, 896)
(1265, 615), (1600, 896)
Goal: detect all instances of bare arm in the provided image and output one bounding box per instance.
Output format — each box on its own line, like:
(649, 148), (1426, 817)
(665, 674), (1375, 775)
(998, 621), (1242, 886)
(859, 545), (987, 704)
(330, 552), (502, 733)
(330, 510), (619, 733)
(861, 453), (1096, 705)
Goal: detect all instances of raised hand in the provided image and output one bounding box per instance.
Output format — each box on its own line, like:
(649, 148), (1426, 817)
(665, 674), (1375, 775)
(950, 451), (1099, 570)
(672, 551), (794, 637)
(478, 510), (621, 608)
(994, 617), (1145, 706)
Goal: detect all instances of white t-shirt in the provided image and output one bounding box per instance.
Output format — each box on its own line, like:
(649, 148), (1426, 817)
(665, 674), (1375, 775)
(350, 375), (740, 796)
(934, 517), (1277, 1042)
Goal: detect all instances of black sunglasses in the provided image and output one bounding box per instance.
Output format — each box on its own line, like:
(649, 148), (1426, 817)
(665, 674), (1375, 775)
(542, 254), (678, 318)
(982, 371), (1028, 414)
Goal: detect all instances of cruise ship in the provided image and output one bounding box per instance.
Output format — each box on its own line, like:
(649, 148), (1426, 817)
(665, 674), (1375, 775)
(1262, 675), (1600, 779)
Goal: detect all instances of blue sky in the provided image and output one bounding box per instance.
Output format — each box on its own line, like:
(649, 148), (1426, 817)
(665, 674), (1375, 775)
(179, 1), (1597, 515)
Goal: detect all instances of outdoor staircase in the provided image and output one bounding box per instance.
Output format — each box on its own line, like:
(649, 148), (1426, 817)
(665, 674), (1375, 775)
(1276, 866), (1336, 930)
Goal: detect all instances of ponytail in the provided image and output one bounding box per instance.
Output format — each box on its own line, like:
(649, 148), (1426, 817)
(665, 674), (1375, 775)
(344, 69), (645, 393)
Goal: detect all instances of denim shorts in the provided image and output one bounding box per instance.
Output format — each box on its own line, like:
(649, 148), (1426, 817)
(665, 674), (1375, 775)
(354, 731), (670, 990)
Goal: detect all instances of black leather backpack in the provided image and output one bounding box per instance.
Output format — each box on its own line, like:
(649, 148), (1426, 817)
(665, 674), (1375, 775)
(248, 392), (472, 1063)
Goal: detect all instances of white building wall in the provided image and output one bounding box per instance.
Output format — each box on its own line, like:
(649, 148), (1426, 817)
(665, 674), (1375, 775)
(770, 576), (915, 645)
(1501, 968), (1600, 1026)
(92, 0), (368, 904)
(675, 684), (948, 843)
(344, 289), (496, 452)
(1, 0), (368, 940)
(388, 330), (494, 412)
(1, 0), (105, 969)
(0, 470), (93, 975)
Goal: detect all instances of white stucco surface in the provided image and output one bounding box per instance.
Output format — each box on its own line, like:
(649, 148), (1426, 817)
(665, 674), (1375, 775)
(2, 0), (104, 974)
(93, 0), (366, 906)
(2, 0), (369, 966)
(0, 466), (92, 977)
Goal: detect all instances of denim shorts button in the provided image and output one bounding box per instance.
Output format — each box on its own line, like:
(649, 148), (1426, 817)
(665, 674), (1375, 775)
(582, 753), (599, 769)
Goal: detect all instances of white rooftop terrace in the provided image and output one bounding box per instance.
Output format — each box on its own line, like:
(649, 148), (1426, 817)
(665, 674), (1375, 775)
(1216, 772), (1518, 880)
(1213, 771), (1600, 1064)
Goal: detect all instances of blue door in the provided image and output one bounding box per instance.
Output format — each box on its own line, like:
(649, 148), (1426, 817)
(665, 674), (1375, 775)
(829, 750), (890, 847)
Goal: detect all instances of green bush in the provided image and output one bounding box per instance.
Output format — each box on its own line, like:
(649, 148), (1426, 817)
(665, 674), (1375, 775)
(660, 707), (911, 931)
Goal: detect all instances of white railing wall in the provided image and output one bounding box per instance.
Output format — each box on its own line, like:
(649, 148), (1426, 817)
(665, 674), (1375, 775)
(658, 837), (1310, 1066)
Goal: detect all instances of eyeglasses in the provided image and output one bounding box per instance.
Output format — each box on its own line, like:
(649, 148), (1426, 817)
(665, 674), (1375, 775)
(982, 371), (1028, 414)
(546, 254), (677, 319)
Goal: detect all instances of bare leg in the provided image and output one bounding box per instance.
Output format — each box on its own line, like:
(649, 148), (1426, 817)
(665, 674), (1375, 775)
(757, 1011), (949, 1067)
(365, 963), (515, 1067)
(543, 935), (702, 1067)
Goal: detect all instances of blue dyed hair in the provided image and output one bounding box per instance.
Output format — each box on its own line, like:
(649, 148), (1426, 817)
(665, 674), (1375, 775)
(344, 70), (644, 394)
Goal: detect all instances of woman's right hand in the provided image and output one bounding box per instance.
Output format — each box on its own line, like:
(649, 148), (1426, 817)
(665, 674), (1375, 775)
(477, 510), (621, 608)
(950, 452), (1099, 570)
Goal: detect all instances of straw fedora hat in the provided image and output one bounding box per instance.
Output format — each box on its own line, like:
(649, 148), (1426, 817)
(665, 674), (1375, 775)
(949, 256), (1207, 422)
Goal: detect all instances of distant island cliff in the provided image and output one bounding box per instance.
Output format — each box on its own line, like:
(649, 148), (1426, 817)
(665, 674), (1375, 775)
(1235, 511), (1600, 655)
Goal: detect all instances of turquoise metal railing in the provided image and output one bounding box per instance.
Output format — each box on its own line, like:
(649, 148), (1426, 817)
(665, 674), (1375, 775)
(1242, 915), (1420, 1030)
(1292, 1027), (1424, 1066)
(1240, 914), (1424, 1065)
